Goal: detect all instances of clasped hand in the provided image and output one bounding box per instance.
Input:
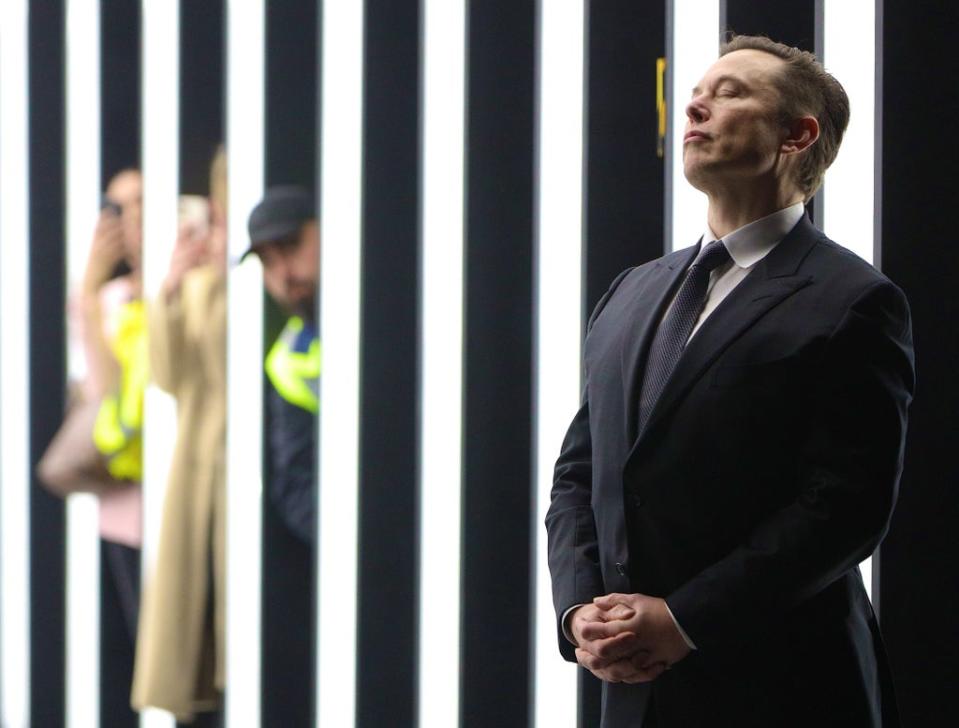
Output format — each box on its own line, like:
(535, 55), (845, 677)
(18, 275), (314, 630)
(570, 593), (691, 684)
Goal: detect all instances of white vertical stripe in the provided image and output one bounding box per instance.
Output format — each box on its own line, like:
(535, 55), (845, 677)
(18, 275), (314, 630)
(0, 1), (32, 725)
(140, 2), (179, 725)
(821, 1), (875, 264)
(533, 1), (584, 726)
(65, 1), (102, 727)
(668, 0), (720, 252)
(317, 2), (364, 726)
(821, 0), (877, 601)
(225, 2), (265, 726)
(418, 0), (466, 726)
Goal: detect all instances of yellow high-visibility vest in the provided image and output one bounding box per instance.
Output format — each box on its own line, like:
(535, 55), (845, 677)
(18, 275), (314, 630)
(265, 316), (321, 414)
(93, 299), (147, 481)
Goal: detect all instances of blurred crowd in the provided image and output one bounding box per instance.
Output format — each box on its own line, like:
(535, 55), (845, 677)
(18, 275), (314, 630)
(37, 149), (321, 726)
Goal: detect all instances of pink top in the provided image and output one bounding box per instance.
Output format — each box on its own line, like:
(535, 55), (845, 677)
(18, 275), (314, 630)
(73, 277), (143, 547)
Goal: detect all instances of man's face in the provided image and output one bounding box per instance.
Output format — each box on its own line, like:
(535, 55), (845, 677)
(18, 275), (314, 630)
(105, 169), (143, 270)
(683, 50), (788, 194)
(255, 220), (320, 320)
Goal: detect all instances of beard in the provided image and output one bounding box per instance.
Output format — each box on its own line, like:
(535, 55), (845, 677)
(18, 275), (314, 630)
(289, 291), (318, 324)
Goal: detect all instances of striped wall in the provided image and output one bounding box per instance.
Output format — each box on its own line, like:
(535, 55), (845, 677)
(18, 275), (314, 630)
(877, 2), (959, 724)
(0, 2), (899, 727)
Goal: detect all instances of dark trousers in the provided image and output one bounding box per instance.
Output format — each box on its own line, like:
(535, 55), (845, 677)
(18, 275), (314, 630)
(643, 693), (659, 727)
(100, 540), (140, 728)
(179, 709), (223, 728)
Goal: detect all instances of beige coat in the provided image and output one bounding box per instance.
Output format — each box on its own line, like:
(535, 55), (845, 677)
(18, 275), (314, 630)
(132, 265), (226, 722)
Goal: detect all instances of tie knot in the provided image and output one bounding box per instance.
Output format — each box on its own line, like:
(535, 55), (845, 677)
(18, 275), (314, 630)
(692, 240), (730, 273)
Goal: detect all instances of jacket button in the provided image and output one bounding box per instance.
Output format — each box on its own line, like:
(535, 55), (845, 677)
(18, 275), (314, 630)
(615, 562), (626, 576)
(632, 494), (644, 508)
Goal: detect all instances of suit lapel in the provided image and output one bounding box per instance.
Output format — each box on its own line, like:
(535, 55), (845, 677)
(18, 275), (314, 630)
(620, 244), (699, 444)
(626, 215), (823, 460)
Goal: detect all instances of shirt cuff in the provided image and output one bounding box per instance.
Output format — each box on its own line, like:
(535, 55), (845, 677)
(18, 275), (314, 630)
(664, 601), (697, 650)
(562, 603), (586, 646)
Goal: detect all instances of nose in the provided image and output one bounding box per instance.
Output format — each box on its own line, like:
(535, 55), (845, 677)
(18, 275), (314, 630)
(686, 94), (709, 125)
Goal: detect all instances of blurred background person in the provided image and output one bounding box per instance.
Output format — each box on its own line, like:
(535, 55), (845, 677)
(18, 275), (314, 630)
(132, 148), (228, 728)
(242, 186), (320, 725)
(37, 168), (146, 725)
(244, 186), (319, 544)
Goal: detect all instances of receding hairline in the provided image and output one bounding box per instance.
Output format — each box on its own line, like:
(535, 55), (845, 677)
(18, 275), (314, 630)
(693, 49), (791, 104)
(714, 48), (792, 82)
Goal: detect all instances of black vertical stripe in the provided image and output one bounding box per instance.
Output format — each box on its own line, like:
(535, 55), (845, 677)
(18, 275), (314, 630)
(355, 1), (421, 725)
(262, 2), (319, 726)
(179, 0), (225, 194)
(877, 1), (959, 725)
(265, 0), (318, 189)
(461, 2), (536, 727)
(99, 4), (142, 725)
(584, 0), (667, 320)
(29, 1), (67, 726)
(721, 0), (816, 49)
(100, 0), (141, 182)
(581, 4), (667, 724)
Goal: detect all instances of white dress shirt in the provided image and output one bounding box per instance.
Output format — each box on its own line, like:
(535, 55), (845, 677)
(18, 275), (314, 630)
(676, 201), (805, 342)
(562, 202), (806, 650)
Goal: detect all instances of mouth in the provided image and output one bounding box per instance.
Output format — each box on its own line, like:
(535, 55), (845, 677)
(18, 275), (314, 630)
(684, 130), (711, 143)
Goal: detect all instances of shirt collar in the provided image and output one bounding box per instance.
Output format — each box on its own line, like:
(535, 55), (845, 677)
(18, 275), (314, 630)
(702, 202), (805, 269)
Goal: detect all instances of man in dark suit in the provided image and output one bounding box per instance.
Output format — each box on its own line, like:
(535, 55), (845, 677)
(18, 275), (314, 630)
(546, 35), (914, 727)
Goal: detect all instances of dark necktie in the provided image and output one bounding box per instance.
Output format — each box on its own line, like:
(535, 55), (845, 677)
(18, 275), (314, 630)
(637, 239), (731, 434)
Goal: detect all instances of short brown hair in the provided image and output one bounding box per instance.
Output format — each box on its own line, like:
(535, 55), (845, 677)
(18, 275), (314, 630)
(720, 34), (850, 200)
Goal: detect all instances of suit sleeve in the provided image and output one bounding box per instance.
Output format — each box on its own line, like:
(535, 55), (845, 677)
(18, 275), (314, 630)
(545, 267), (633, 661)
(666, 279), (915, 652)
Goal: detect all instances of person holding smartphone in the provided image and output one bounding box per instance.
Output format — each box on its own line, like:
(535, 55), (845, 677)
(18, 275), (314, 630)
(38, 167), (146, 726)
(131, 149), (228, 728)
(76, 168), (145, 637)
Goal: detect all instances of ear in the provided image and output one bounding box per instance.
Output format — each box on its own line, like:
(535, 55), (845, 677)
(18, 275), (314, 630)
(781, 115), (819, 156)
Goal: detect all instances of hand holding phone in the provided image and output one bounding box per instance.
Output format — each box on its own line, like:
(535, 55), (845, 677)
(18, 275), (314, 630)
(84, 204), (127, 293)
(162, 196), (212, 299)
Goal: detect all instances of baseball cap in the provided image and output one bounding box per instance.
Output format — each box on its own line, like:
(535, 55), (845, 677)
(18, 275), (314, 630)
(240, 186), (316, 261)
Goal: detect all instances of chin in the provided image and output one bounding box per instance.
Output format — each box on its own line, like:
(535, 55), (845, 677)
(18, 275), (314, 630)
(291, 297), (318, 322)
(683, 164), (712, 193)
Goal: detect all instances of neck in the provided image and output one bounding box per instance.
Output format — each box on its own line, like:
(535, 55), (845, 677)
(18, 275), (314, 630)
(705, 177), (804, 239)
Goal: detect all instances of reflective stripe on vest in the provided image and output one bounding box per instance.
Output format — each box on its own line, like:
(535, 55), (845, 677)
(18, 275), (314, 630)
(93, 299), (147, 481)
(265, 315), (321, 414)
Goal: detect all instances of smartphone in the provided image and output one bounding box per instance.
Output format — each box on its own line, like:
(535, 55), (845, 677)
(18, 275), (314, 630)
(178, 195), (210, 237)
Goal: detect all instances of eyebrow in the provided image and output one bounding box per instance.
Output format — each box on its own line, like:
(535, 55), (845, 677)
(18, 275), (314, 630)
(691, 74), (748, 97)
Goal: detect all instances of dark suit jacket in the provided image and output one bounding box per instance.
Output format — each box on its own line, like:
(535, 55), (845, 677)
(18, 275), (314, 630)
(546, 215), (915, 728)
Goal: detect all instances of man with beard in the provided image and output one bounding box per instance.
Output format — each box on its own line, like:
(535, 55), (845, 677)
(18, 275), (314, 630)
(244, 186), (320, 544)
(242, 187), (320, 725)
